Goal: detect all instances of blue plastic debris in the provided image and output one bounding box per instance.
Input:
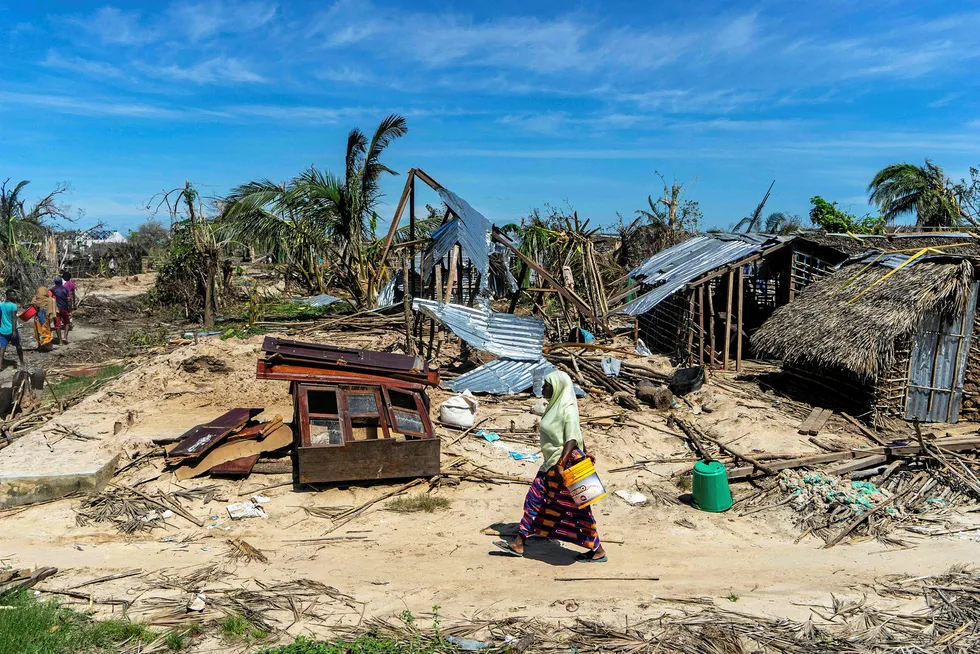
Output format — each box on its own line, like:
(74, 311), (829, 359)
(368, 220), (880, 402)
(478, 430), (500, 443)
(509, 451), (540, 461)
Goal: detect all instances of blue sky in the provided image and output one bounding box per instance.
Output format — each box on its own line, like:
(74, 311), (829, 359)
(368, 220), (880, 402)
(2, 1), (979, 234)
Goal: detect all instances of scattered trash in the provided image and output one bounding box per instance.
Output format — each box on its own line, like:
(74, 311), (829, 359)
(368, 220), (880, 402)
(635, 339), (652, 357)
(249, 494), (271, 504)
(615, 490), (648, 506)
(141, 509), (174, 523)
(226, 502), (268, 520)
(478, 430), (500, 443)
(530, 398), (549, 416)
(509, 451), (540, 462)
(440, 391), (480, 428)
(288, 294), (344, 308)
(669, 366), (705, 396)
(187, 592), (206, 612)
(601, 357), (622, 377)
(446, 637), (493, 651)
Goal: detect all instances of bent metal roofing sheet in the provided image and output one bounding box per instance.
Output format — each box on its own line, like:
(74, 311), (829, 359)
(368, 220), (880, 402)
(616, 233), (792, 316)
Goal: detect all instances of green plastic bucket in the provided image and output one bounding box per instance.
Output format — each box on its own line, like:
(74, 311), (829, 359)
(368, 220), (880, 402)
(692, 460), (733, 512)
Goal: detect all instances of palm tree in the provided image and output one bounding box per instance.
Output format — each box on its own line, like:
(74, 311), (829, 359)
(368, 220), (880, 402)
(221, 114), (408, 308)
(868, 160), (976, 228)
(734, 210), (802, 235)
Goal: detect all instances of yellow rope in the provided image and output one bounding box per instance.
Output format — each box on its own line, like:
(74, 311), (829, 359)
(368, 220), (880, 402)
(846, 248), (930, 304)
(835, 242), (976, 293)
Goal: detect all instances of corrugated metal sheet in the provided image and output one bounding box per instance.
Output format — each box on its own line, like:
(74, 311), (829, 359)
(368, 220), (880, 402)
(445, 358), (556, 395)
(422, 186), (493, 293)
(616, 233), (791, 316)
(289, 294), (344, 307)
(413, 299), (544, 361)
(846, 251), (971, 270)
(906, 282), (978, 423)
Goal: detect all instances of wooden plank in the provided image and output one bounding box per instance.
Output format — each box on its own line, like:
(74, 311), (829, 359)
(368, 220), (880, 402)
(808, 408), (834, 435)
(824, 454), (888, 476)
(736, 265), (744, 372)
(173, 425), (293, 481)
(377, 169), (416, 267)
(723, 270), (733, 370)
(167, 408), (260, 460)
(507, 260), (528, 313)
(444, 245), (459, 302)
(797, 407), (822, 435)
(297, 437), (441, 484)
(208, 454), (260, 476)
(840, 412), (888, 446)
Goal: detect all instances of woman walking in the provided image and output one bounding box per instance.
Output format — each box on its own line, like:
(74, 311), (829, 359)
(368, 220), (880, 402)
(494, 370), (607, 562)
(30, 286), (56, 352)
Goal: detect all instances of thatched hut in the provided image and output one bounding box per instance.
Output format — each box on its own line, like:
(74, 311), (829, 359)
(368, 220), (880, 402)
(754, 249), (980, 425)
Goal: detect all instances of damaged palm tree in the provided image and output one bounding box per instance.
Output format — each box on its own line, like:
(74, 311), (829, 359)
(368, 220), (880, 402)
(220, 115), (408, 308)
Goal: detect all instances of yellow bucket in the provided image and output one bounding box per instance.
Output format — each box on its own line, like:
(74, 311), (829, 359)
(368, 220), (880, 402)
(561, 458), (607, 508)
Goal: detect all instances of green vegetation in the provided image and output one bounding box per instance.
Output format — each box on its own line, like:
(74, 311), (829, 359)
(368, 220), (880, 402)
(726, 592), (740, 602)
(387, 494), (451, 513)
(0, 590), (154, 654)
(220, 115), (410, 308)
(219, 613), (268, 644)
(47, 364), (127, 403)
(635, 172), (702, 250)
(868, 159), (967, 228)
(808, 196), (885, 234)
(263, 634), (455, 654)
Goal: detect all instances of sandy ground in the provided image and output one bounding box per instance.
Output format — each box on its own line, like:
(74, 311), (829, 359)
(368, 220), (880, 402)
(2, 327), (980, 649)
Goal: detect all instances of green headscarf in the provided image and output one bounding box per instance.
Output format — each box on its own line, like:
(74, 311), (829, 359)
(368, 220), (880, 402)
(538, 370), (584, 471)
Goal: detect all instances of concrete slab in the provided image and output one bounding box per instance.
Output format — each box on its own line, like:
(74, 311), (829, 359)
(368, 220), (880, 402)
(0, 432), (120, 508)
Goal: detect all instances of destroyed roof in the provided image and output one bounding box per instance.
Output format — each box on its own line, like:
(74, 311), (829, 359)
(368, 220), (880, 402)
(616, 233), (793, 316)
(413, 299), (544, 361)
(796, 231), (980, 258)
(753, 254), (977, 379)
(445, 358), (556, 395)
(422, 186), (493, 294)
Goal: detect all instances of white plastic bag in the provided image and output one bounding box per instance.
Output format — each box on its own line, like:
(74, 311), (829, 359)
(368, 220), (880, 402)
(439, 390), (479, 427)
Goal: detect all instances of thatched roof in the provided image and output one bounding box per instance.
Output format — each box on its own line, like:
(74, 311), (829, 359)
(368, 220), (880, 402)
(753, 257), (976, 379)
(796, 232), (980, 258)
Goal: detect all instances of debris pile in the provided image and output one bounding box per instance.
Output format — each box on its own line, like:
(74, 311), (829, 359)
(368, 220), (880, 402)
(164, 408), (290, 480)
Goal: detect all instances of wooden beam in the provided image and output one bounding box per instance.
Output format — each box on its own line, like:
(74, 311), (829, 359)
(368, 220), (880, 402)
(706, 283), (715, 367)
(491, 229), (608, 332)
(723, 270), (733, 370)
(687, 292), (695, 365)
(412, 168), (442, 191)
(736, 265), (744, 372)
(378, 169), (416, 266)
(697, 286), (705, 365)
(408, 173), (416, 297)
(444, 245), (460, 303)
(508, 260), (529, 313)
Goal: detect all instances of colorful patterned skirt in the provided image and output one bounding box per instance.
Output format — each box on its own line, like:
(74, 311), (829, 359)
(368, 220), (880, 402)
(518, 450), (600, 551)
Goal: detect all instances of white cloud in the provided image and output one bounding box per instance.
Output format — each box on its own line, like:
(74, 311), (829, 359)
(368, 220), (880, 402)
(317, 66), (371, 84)
(928, 92), (961, 109)
(0, 91), (189, 119)
(70, 6), (157, 46)
(168, 1), (278, 42)
(42, 51), (125, 79)
(146, 56), (266, 84)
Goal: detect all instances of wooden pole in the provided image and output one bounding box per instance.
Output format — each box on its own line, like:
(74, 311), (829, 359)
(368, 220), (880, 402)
(697, 286), (705, 365)
(408, 174), (416, 297)
(434, 263), (443, 303)
(444, 245), (459, 303)
(456, 244), (465, 304)
(378, 170), (415, 267)
(508, 260), (528, 313)
(686, 292), (695, 365)
(706, 284), (715, 367)
(736, 265), (744, 373)
(724, 270), (734, 370)
(402, 256), (415, 356)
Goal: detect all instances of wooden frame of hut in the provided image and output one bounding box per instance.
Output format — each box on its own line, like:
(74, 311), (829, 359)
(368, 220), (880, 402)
(608, 233), (849, 372)
(754, 246), (980, 426)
